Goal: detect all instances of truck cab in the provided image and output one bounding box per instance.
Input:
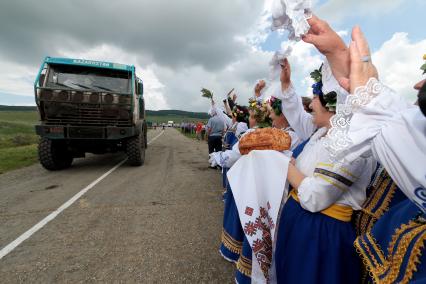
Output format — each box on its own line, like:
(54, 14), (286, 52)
(34, 57), (147, 170)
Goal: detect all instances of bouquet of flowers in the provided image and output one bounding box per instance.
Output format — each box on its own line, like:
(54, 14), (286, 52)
(249, 98), (271, 126)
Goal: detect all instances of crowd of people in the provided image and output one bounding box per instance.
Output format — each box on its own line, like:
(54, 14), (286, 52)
(202, 13), (426, 284)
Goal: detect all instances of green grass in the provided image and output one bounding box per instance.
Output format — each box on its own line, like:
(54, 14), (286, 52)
(0, 144), (38, 174)
(0, 111), (39, 174)
(0, 111), (39, 149)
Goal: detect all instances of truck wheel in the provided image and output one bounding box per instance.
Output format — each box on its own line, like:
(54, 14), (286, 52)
(126, 133), (145, 166)
(144, 124), (148, 149)
(38, 138), (73, 170)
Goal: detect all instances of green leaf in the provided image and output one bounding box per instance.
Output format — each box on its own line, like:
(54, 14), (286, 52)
(310, 69), (322, 82)
(421, 63), (426, 75)
(201, 88), (213, 99)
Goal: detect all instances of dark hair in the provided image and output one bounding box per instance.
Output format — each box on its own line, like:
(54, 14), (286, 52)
(419, 81), (426, 117)
(269, 96), (282, 116)
(232, 105), (249, 124)
(302, 97), (312, 113)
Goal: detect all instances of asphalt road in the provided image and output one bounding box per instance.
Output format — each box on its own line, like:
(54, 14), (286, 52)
(0, 128), (234, 283)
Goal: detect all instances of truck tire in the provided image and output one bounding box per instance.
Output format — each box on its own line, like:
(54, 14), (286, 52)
(38, 138), (73, 170)
(126, 133), (145, 166)
(144, 122), (148, 149)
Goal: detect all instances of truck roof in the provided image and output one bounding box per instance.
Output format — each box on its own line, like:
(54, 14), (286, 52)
(44, 56), (135, 72)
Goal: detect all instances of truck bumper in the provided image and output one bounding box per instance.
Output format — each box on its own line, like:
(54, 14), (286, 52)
(35, 125), (139, 140)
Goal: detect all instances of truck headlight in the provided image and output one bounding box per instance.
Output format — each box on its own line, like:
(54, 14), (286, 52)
(58, 90), (69, 101)
(72, 91), (84, 102)
(41, 89), (53, 101)
(89, 93), (100, 103)
(103, 93), (114, 104)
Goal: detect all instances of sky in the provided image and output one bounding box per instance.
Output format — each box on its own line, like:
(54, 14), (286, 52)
(0, 0), (424, 111)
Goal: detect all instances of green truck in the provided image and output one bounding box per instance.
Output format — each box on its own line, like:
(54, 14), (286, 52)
(34, 57), (147, 170)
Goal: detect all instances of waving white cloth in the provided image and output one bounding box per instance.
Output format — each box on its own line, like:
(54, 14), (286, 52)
(271, 0), (312, 41)
(324, 78), (426, 213)
(228, 150), (290, 284)
(269, 46), (293, 81)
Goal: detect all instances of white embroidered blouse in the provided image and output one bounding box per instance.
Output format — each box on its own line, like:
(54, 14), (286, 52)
(324, 78), (426, 213)
(274, 68), (375, 212)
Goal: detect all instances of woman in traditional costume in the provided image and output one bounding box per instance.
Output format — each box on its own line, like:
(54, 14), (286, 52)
(234, 95), (302, 284)
(320, 25), (426, 283)
(221, 105), (249, 198)
(272, 58), (375, 284)
(299, 13), (426, 282)
(215, 96), (271, 264)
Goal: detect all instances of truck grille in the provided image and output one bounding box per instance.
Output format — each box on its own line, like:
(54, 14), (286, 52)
(43, 102), (132, 127)
(68, 127), (104, 139)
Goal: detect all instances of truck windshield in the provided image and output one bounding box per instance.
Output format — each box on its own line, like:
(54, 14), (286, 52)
(45, 64), (131, 93)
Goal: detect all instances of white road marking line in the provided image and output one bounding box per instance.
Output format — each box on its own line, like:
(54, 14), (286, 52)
(0, 130), (164, 260)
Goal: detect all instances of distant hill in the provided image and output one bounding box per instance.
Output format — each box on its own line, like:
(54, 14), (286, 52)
(146, 110), (208, 119)
(0, 105), (208, 123)
(0, 105), (37, 111)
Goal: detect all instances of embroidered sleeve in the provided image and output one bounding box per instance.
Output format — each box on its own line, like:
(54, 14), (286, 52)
(324, 78), (394, 162)
(274, 85), (316, 140)
(297, 158), (366, 212)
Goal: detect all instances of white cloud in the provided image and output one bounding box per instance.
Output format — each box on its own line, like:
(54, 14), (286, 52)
(317, 0), (404, 22)
(0, 58), (37, 97)
(372, 33), (426, 102)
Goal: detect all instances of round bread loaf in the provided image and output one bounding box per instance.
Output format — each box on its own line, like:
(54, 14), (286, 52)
(239, 128), (291, 155)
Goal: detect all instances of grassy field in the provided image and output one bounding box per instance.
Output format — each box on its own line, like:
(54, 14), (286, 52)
(0, 110), (207, 174)
(0, 111), (40, 174)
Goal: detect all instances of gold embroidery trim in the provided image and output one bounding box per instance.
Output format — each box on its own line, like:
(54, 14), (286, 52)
(236, 254), (252, 277)
(356, 170), (397, 235)
(355, 220), (426, 284)
(221, 229), (242, 254)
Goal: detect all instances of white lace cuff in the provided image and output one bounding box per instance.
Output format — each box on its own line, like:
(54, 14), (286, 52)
(324, 78), (386, 161)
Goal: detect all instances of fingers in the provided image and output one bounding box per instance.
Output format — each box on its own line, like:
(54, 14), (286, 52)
(349, 41), (362, 93)
(352, 26), (370, 57)
(306, 14), (324, 34)
(302, 33), (319, 45)
(338, 77), (350, 92)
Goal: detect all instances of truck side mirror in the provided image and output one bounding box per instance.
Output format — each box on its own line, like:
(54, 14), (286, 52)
(138, 82), (143, 95)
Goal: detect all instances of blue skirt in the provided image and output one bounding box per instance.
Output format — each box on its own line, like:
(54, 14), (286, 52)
(235, 236), (252, 284)
(220, 183), (244, 262)
(275, 197), (360, 284)
(222, 167), (229, 191)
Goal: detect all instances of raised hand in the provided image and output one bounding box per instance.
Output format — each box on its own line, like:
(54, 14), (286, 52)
(302, 14), (350, 84)
(280, 58), (291, 90)
(339, 26), (378, 93)
(254, 80), (266, 97)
